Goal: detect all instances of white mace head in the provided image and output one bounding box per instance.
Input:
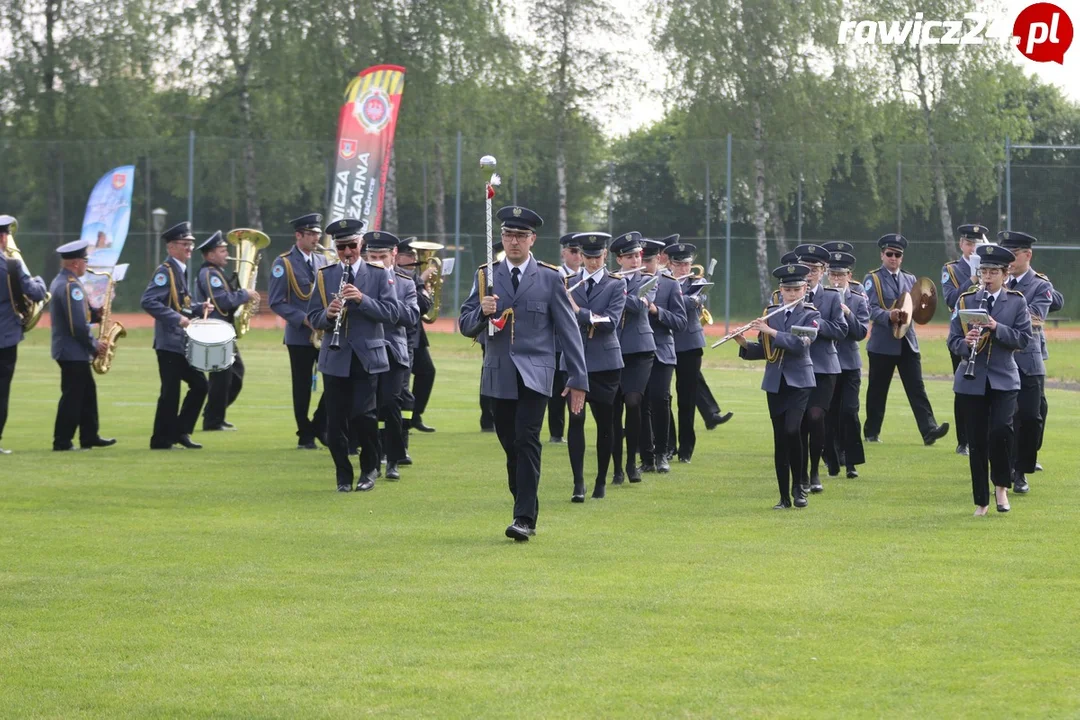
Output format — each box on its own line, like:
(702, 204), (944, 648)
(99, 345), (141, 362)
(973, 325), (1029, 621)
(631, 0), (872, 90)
(490, 173), (502, 187)
(480, 155), (497, 169)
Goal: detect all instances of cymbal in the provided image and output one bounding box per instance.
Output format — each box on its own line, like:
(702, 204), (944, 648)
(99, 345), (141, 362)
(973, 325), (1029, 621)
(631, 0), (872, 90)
(912, 276), (938, 325)
(893, 291), (914, 339)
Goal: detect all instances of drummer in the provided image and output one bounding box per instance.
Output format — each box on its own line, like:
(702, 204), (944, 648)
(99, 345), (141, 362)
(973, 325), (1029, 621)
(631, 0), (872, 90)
(140, 222), (209, 450)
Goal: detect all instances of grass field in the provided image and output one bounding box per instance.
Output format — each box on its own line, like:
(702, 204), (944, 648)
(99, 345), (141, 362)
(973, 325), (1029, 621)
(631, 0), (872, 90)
(2, 329), (1079, 717)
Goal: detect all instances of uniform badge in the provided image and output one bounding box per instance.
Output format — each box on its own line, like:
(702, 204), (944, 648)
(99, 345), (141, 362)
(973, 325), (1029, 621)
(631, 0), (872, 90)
(834, 253), (842, 261)
(272, 264), (285, 278)
(71, 287), (84, 302)
(512, 207), (522, 217)
(863, 278), (873, 291)
(941, 270), (949, 285)
(154, 273), (167, 287)
(787, 265), (795, 273)
(210, 275), (223, 288)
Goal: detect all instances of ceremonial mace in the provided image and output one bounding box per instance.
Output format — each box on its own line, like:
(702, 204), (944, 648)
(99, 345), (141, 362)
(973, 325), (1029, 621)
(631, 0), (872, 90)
(480, 155), (501, 337)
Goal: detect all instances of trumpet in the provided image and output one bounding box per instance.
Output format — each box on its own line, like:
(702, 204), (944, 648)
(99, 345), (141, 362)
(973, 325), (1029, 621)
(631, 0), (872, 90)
(690, 263), (706, 279)
(327, 263), (349, 351)
(409, 240), (444, 324)
(711, 298), (802, 348)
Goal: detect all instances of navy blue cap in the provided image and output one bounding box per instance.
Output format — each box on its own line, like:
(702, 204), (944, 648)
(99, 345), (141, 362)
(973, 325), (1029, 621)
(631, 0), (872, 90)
(877, 233), (907, 251)
(997, 230), (1037, 249)
(610, 231), (643, 256)
(957, 223), (989, 241)
(559, 232), (582, 248)
(497, 205), (543, 232)
(641, 239), (666, 258)
(774, 263), (811, 286)
(56, 239), (90, 259)
(793, 243), (830, 266)
(780, 251), (798, 265)
(291, 213), (323, 233)
(664, 242), (696, 261)
(0, 214), (15, 233)
(493, 240), (504, 254)
(659, 234), (680, 246)
(821, 241), (854, 254)
(162, 221), (194, 243)
(198, 231), (227, 253)
(574, 232), (611, 258)
(827, 251), (856, 270)
(363, 230), (400, 250)
(326, 218), (364, 242)
(397, 237), (418, 254)
(976, 244), (1015, 268)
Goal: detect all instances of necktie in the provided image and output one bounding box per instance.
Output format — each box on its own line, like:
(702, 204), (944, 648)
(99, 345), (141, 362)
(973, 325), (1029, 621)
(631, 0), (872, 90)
(511, 267), (520, 292)
(586, 277), (595, 297)
(986, 294), (995, 315)
(307, 257), (314, 274)
(1008, 277), (1017, 290)
(892, 273), (900, 294)
(345, 265), (354, 286)
(807, 290), (815, 304)
(785, 310), (792, 324)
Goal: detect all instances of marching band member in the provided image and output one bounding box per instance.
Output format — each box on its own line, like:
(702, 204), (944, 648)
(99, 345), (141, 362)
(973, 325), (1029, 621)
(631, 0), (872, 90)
(459, 206), (587, 542)
(196, 231), (256, 432)
(735, 264), (820, 509)
(563, 232), (625, 501)
(941, 224), (986, 455)
(821, 246), (868, 479)
(549, 233), (584, 444)
(998, 230), (1053, 495)
(307, 219), (400, 492)
(0, 214), (47, 455)
(610, 231), (655, 485)
(947, 244), (1031, 515)
(396, 238), (437, 435)
(268, 213), (330, 449)
(668, 242), (707, 463)
(48, 239), (115, 451)
(639, 238), (687, 474)
(141, 222), (208, 450)
(862, 234), (949, 445)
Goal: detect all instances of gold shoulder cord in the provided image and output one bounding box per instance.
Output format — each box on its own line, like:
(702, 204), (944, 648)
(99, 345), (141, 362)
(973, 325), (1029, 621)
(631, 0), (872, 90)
(869, 271), (893, 311)
(283, 258), (313, 302)
(945, 263), (961, 291)
(762, 307), (784, 364)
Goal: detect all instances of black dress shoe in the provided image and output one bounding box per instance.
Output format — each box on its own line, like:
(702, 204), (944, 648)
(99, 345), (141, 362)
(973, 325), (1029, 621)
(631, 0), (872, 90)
(411, 419), (436, 433)
(705, 411), (734, 429)
(923, 423), (950, 446)
(356, 475), (376, 492)
(827, 468), (840, 478)
(800, 481), (811, 495)
(640, 462), (657, 473)
(337, 484), (352, 492)
(846, 468), (859, 479)
(1034, 462), (1044, 472)
(612, 471), (625, 485)
(398, 454), (413, 466)
(591, 482), (606, 499)
(996, 503), (1011, 513)
(628, 466), (642, 483)
(177, 435), (203, 449)
(810, 477), (823, 493)
(505, 519), (531, 542)
(297, 441), (317, 450)
(793, 485), (808, 508)
(1013, 474), (1029, 494)
(657, 456), (670, 473)
(81, 437), (116, 449)
(864, 435), (881, 443)
(385, 463), (400, 480)
(678, 456), (692, 464)
(773, 500), (792, 509)
(548, 435), (565, 444)
(956, 444), (969, 456)
(572, 482), (586, 503)
(220, 421), (236, 430)
(202, 424), (237, 432)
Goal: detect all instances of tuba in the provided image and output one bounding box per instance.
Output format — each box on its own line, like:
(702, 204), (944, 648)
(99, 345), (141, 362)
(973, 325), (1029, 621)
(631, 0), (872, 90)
(226, 228), (271, 338)
(3, 219), (51, 330)
(86, 268), (126, 374)
(410, 240), (444, 324)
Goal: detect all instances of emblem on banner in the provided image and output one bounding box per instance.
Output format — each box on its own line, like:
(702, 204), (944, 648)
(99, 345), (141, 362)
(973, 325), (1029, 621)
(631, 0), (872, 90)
(339, 138), (358, 160)
(111, 173), (127, 190)
(355, 87), (391, 133)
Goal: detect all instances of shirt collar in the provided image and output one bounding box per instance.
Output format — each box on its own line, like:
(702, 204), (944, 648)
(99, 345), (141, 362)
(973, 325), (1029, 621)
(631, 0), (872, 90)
(809, 282), (821, 295)
(298, 247), (313, 262)
(350, 259), (364, 276)
(174, 258), (187, 273)
(989, 287), (1003, 301)
(1012, 268), (1031, 284)
(584, 266), (606, 283)
(504, 254), (532, 274)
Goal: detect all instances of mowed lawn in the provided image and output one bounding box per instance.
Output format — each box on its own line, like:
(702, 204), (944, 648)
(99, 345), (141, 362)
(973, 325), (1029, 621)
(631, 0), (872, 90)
(2, 328), (1079, 717)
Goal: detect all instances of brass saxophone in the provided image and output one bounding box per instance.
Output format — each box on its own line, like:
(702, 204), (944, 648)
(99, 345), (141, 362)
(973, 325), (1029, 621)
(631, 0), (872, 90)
(86, 268), (126, 375)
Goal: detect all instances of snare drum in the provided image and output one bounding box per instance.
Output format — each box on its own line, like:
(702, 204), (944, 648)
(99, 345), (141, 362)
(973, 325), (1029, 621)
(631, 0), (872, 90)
(184, 319), (237, 372)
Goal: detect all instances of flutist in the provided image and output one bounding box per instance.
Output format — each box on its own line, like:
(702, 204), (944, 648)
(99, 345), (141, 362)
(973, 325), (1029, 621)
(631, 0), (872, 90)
(947, 244), (1031, 516)
(307, 219), (401, 493)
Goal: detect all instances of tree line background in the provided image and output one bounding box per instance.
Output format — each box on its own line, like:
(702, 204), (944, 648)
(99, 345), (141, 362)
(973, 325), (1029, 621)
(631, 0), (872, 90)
(2, 0), (1079, 315)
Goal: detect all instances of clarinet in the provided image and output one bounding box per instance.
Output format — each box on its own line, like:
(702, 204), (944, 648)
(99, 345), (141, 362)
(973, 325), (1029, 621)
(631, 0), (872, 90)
(963, 288), (989, 379)
(327, 262), (349, 351)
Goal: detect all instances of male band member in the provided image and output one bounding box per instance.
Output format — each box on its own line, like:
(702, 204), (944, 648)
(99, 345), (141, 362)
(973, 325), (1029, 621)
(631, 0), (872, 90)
(947, 244), (1031, 515)
(563, 232), (625, 501)
(307, 219), (401, 492)
(459, 206), (587, 542)
(862, 234), (949, 445)
(365, 231), (417, 481)
(998, 230), (1053, 495)
(48, 239), (115, 451)
(821, 247), (868, 479)
(396, 238), (436, 434)
(268, 213), (329, 449)
(549, 233), (584, 444)
(941, 224), (987, 455)
(609, 231), (655, 485)
(790, 244), (847, 494)
(668, 242), (707, 463)
(196, 231), (256, 432)
(0, 214), (47, 455)
(141, 222), (208, 450)
(639, 238), (687, 474)
(735, 264), (821, 509)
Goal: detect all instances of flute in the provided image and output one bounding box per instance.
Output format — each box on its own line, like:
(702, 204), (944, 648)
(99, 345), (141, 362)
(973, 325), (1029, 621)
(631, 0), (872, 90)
(711, 298), (802, 348)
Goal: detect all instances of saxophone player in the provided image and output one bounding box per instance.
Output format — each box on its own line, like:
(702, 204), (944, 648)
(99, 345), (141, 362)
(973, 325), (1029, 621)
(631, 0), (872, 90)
(196, 231), (257, 431)
(48, 239), (115, 451)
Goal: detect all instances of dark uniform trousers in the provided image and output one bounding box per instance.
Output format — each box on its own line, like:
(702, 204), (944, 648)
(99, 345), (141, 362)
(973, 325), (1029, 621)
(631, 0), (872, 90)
(53, 360), (99, 449)
(493, 372), (547, 527)
(696, 372), (721, 419)
(548, 352), (567, 438)
(203, 352), (244, 429)
(1038, 394), (1048, 452)
(479, 344), (495, 429)
(411, 343), (436, 420)
(962, 383), (1017, 507)
(824, 368), (865, 474)
(640, 362), (674, 464)
(377, 361), (409, 463)
(287, 345), (326, 444)
(674, 349), (702, 459)
(770, 381), (812, 503)
(801, 373), (837, 482)
(863, 344), (936, 438)
(950, 353), (967, 446)
(151, 350), (208, 447)
(324, 353), (380, 484)
(0, 345), (15, 442)
(1014, 370), (1044, 474)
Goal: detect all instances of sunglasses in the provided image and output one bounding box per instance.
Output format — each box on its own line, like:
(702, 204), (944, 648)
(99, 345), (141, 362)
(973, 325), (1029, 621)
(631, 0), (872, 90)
(335, 242), (359, 250)
(884, 251), (903, 258)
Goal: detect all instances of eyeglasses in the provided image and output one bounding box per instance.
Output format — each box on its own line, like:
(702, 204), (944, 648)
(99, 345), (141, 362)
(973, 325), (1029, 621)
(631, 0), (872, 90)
(336, 242), (359, 250)
(884, 251), (903, 258)
(501, 231), (531, 242)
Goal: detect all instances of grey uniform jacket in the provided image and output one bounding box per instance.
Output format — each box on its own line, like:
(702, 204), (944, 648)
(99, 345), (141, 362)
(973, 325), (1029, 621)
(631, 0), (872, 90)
(674, 279), (706, 353)
(1008, 270), (1053, 377)
(618, 271), (657, 355)
(804, 285), (847, 374)
(738, 303), (821, 393)
(269, 246), (330, 346)
(835, 285), (870, 372)
(947, 288), (1032, 394)
(563, 271), (626, 373)
(49, 269), (100, 362)
(306, 261), (401, 377)
(941, 258), (978, 312)
(386, 270), (419, 367)
(1042, 278), (1064, 361)
(195, 263), (247, 323)
(140, 257), (205, 354)
(649, 273), (688, 366)
(554, 265), (581, 355)
(0, 258), (47, 349)
(863, 266), (919, 355)
(459, 256), (588, 400)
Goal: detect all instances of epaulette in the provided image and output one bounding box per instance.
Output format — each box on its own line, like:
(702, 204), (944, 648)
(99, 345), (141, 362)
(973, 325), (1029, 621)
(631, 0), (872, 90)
(1035, 271), (1050, 282)
(1007, 289), (1025, 297)
(394, 270), (411, 279)
(802, 302), (817, 310)
(278, 250), (292, 259)
(959, 286), (979, 297)
(765, 304), (779, 311)
(849, 284), (865, 295)
(537, 261), (560, 272)
(318, 264), (334, 273)
(641, 271), (654, 276)
(824, 286), (841, 292)
(901, 270), (916, 279)
(607, 272), (622, 280)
